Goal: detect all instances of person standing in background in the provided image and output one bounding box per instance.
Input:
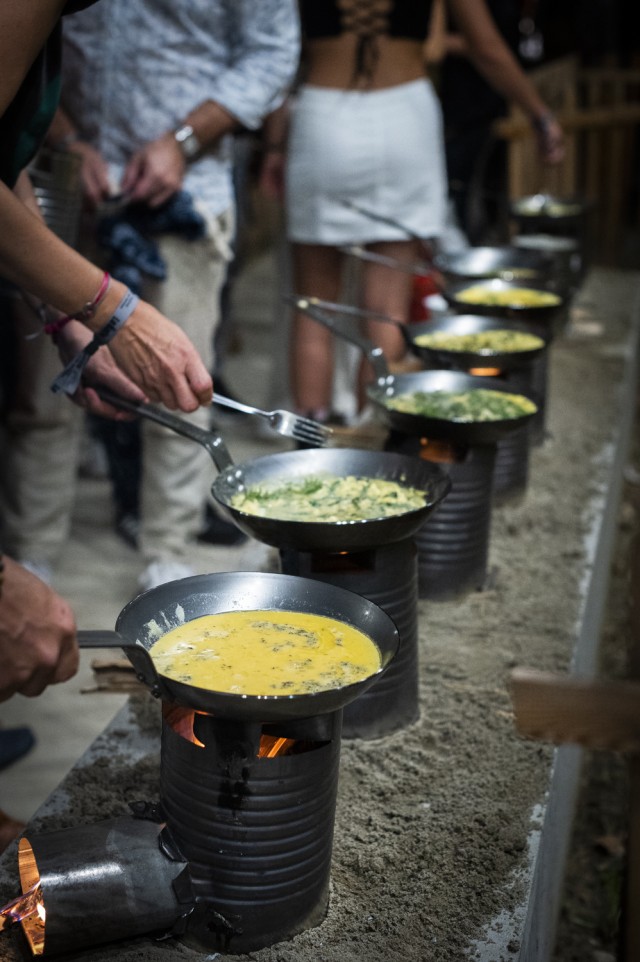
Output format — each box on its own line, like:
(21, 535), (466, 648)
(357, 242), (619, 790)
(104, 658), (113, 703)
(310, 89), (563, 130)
(1, 0), (300, 593)
(437, 0), (538, 242)
(260, 0), (564, 427)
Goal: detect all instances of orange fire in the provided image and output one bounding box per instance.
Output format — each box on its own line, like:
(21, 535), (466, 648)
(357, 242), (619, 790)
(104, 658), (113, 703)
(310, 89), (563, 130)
(0, 842), (48, 954)
(0, 881), (44, 932)
(468, 367), (502, 376)
(163, 705), (296, 757)
(257, 736), (296, 758)
(419, 437), (463, 464)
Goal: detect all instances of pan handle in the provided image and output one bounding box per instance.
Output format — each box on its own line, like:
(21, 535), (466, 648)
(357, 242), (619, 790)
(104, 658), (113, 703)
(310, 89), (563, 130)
(77, 629), (164, 697)
(92, 387), (234, 471)
(288, 296), (392, 384)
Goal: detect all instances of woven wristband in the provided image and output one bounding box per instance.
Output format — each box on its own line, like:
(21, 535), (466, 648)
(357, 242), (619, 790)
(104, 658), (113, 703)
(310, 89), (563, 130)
(44, 271), (111, 336)
(50, 288), (140, 396)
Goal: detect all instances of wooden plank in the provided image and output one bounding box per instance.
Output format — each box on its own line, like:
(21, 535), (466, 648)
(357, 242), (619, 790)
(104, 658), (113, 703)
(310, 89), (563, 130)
(510, 668), (640, 752)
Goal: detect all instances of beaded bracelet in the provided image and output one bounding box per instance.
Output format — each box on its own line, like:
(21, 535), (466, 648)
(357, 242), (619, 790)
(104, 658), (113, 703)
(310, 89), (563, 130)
(44, 271), (111, 336)
(50, 287), (140, 396)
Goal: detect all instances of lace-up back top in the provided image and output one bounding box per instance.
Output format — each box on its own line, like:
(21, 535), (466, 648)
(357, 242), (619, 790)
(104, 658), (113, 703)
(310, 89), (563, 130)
(299, 0), (432, 83)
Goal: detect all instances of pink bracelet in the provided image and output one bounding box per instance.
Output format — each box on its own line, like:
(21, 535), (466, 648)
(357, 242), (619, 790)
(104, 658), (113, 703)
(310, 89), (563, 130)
(44, 271), (111, 336)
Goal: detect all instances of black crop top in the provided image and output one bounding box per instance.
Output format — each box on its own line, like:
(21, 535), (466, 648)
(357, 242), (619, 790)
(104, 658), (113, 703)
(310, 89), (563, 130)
(300, 0), (432, 43)
(299, 0), (432, 84)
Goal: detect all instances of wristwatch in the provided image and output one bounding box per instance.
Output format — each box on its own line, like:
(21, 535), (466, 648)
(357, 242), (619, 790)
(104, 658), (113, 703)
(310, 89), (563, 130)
(173, 123), (201, 161)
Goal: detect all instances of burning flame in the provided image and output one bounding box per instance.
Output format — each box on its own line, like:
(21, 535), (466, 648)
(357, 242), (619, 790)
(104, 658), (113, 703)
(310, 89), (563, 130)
(0, 851), (46, 956)
(258, 736), (296, 758)
(164, 705), (296, 758)
(468, 367), (502, 376)
(0, 882), (44, 932)
(419, 437), (462, 464)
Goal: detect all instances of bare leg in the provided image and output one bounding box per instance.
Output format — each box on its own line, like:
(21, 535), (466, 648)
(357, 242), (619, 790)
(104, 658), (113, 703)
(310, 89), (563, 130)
(290, 243), (344, 417)
(357, 239), (421, 406)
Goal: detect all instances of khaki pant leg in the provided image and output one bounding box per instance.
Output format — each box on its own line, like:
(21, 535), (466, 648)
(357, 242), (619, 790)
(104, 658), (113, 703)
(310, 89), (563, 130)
(0, 298), (83, 565)
(139, 213), (233, 564)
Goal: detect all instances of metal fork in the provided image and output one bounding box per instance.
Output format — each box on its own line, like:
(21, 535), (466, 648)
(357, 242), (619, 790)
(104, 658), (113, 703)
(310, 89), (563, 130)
(212, 393), (332, 447)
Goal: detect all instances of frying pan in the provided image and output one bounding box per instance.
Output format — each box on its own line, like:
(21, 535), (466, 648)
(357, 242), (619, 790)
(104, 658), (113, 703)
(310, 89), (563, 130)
(405, 313), (551, 371)
(443, 278), (564, 325)
(77, 571), (399, 721)
(510, 192), (593, 231)
(433, 245), (555, 285)
(293, 298), (539, 444)
(293, 296), (549, 370)
(94, 388), (450, 551)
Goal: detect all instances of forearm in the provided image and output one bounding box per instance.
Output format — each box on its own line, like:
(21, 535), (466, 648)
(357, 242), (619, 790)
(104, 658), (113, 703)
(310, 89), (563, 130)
(448, 0), (551, 123)
(467, 46), (549, 122)
(179, 99), (239, 151)
(13, 170), (42, 219)
(0, 180), (123, 326)
(261, 102), (290, 151)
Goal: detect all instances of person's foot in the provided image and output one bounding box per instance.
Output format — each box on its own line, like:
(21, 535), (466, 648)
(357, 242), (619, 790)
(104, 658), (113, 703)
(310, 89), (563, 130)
(137, 560), (195, 593)
(0, 810), (26, 855)
(0, 727), (36, 771)
(197, 506), (247, 546)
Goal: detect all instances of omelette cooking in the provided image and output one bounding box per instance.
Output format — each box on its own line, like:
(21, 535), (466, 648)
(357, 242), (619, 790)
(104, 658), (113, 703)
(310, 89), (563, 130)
(149, 610), (381, 695)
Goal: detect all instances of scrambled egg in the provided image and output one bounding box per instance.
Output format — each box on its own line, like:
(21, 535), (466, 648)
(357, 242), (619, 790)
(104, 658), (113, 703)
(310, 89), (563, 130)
(230, 475), (427, 522)
(455, 285), (561, 308)
(414, 329), (545, 354)
(150, 609), (381, 695)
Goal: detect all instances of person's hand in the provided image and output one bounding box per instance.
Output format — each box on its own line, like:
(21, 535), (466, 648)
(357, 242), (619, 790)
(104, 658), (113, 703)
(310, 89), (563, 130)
(534, 114), (565, 165)
(68, 142), (111, 207)
(258, 150), (286, 203)
(108, 299), (213, 410)
(121, 135), (186, 208)
(0, 558), (78, 702)
(55, 320), (147, 418)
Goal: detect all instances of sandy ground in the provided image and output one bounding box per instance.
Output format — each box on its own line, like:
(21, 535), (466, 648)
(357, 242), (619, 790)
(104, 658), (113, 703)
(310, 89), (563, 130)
(0, 268), (639, 962)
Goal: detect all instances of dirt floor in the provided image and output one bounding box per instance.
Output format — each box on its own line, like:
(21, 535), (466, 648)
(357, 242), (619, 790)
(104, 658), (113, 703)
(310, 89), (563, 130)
(0, 269), (638, 962)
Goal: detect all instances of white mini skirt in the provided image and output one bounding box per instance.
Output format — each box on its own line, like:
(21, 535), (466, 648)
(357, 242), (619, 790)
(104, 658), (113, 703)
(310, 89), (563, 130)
(286, 78), (448, 245)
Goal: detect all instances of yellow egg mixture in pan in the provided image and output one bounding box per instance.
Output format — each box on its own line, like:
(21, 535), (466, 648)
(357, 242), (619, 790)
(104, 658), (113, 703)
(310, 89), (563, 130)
(149, 609), (381, 695)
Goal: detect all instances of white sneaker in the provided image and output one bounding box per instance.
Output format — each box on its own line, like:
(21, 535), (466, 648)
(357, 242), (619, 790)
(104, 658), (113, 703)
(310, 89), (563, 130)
(20, 559), (53, 586)
(137, 560), (195, 593)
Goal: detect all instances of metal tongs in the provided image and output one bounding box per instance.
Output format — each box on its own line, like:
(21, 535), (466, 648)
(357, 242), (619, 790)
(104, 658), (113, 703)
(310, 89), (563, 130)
(338, 198), (437, 258)
(339, 244), (433, 278)
(212, 393), (332, 447)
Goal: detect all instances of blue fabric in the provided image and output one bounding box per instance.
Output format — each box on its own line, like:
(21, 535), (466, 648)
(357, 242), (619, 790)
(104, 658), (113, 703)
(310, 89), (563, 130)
(97, 190), (206, 294)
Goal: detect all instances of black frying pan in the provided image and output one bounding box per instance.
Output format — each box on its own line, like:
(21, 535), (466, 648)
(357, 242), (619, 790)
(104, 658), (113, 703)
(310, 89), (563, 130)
(406, 314), (551, 371)
(444, 278), (564, 325)
(293, 299), (539, 444)
(298, 297), (550, 370)
(94, 389), (450, 551)
(432, 245), (554, 285)
(78, 571), (399, 721)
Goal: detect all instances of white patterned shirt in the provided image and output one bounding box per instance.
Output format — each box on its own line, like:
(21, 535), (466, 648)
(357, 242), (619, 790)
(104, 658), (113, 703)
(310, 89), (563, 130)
(61, 0), (300, 218)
